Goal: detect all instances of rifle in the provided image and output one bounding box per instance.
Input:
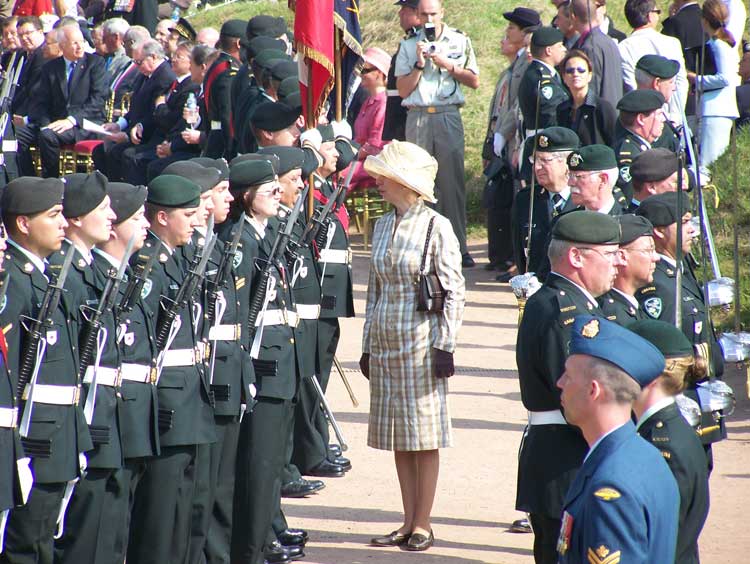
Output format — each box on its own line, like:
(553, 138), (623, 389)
(288, 185), (341, 256)
(206, 213), (244, 326)
(0, 52), (23, 155)
(78, 236), (135, 377)
(16, 248), (75, 403)
(247, 189), (305, 341)
(116, 239), (157, 317)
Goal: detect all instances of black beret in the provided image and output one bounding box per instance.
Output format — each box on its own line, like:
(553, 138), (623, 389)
(190, 157), (230, 181)
(636, 54), (680, 79)
(172, 17), (196, 42)
(552, 210), (620, 244)
(393, 0), (419, 7)
(335, 138), (360, 172)
(162, 161), (220, 193)
(618, 214), (653, 245)
(635, 192), (687, 226)
(630, 148), (679, 182)
(278, 76), (300, 100)
(535, 127), (579, 153)
(281, 91), (302, 111)
(253, 49), (290, 70)
(301, 148), (322, 177)
(503, 7), (541, 30)
(270, 60), (298, 82)
(629, 319), (694, 358)
(567, 144), (617, 171)
(617, 90), (665, 113)
(62, 171), (108, 218)
(221, 19), (246, 39)
(317, 123), (335, 142)
(147, 175), (200, 208)
(229, 159), (277, 190)
(246, 15), (287, 40)
(108, 182), (147, 224)
(230, 153), (280, 173)
(531, 26), (563, 47)
(250, 101), (299, 132)
(258, 146), (306, 176)
(247, 35), (287, 59)
(1, 177), (64, 216)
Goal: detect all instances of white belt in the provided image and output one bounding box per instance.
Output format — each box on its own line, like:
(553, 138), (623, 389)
(0, 407), (17, 428)
(318, 248), (349, 264)
(209, 323), (241, 341)
(528, 410), (567, 426)
(23, 384), (80, 406)
(83, 366), (119, 387)
(161, 348), (196, 367)
(260, 309), (298, 327)
(386, 89), (399, 97)
(210, 120), (221, 130)
(2, 140), (17, 152)
(296, 303), (320, 320)
(120, 363), (153, 383)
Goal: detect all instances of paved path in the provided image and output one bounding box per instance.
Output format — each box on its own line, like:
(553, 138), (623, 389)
(283, 238), (750, 564)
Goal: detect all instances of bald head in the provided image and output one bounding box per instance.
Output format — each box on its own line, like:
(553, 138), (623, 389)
(196, 27), (219, 48)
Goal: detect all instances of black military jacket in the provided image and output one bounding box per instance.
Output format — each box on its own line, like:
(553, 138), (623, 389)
(202, 52), (238, 160)
(614, 128), (651, 203)
(518, 60), (570, 131)
(598, 289), (645, 326)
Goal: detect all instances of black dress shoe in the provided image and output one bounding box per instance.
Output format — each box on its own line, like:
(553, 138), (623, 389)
(328, 444), (342, 457)
(263, 541), (291, 563)
(330, 455), (351, 471)
(461, 253), (476, 268)
(404, 530), (434, 551)
(304, 459), (345, 478)
(278, 529), (307, 547)
(283, 528), (308, 542)
(495, 270), (514, 283)
(281, 478), (325, 498)
(484, 261), (499, 271)
(510, 517), (532, 533)
(370, 530), (411, 547)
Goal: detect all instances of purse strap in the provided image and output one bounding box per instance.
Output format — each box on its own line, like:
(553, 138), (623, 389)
(419, 216), (436, 275)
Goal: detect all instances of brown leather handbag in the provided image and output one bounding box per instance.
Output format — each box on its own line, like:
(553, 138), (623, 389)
(416, 216), (445, 313)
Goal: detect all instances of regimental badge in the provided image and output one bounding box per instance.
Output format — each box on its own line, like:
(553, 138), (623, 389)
(581, 319), (599, 338)
(538, 135), (549, 148)
(300, 265), (308, 279)
(569, 153), (581, 167)
(46, 330), (58, 346)
(594, 487), (621, 501)
(159, 253), (168, 263)
(0, 294), (6, 315)
(23, 262), (33, 273)
(587, 545), (620, 564)
(124, 332), (135, 347)
(141, 279), (153, 300)
(694, 321), (703, 335)
(77, 258), (87, 268)
(541, 85), (553, 100)
(619, 166), (632, 183)
(644, 297), (662, 318)
(233, 251), (243, 270)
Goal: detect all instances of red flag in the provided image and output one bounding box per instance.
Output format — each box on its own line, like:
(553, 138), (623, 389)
(294, 0), (335, 124)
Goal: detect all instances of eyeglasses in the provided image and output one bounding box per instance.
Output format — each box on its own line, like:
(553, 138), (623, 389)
(256, 187), (282, 197)
(623, 245), (656, 255)
(567, 171), (597, 181)
(577, 247), (620, 261)
(530, 154), (564, 165)
(564, 66), (588, 74)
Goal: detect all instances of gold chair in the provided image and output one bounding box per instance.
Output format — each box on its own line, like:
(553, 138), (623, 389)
(346, 187), (390, 249)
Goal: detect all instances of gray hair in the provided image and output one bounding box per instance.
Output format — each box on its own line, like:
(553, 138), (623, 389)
(587, 357), (641, 404)
(634, 67), (655, 87)
(103, 17), (130, 38)
(55, 21), (82, 44)
(601, 166), (618, 188)
(124, 25), (151, 46)
(547, 238), (574, 265)
(140, 39), (165, 60)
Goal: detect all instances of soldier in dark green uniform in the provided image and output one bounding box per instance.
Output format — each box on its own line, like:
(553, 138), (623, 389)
(635, 54), (682, 154)
(628, 148), (682, 212)
(613, 89), (667, 203)
(93, 181), (159, 564)
(51, 172), (124, 564)
(515, 210), (621, 564)
(634, 192), (726, 470)
(0, 177), (92, 564)
(599, 214), (655, 326)
(567, 144), (627, 215)
(127, 175), (216, 564)
(630, 319), (710, 564)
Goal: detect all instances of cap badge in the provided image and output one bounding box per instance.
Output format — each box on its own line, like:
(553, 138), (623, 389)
(538, 136), (549, 148)
(569, 153), (582, 167)
(581, 318), (599, 338)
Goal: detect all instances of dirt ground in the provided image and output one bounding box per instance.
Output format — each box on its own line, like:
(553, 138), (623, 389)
(283, 237), (750, 564)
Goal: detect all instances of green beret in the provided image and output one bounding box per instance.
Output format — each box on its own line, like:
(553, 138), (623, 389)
(249, 101), (300, 132)
(278, 76), (299, 100)
(258, 146), (305, 176)
(62, 171), (108, 218)
(629, 319), (693, 358)
(253, 49), (290, 70)
(230, 153), (280, 172)
(109, 182), (147, 224)
(270, 60), (298, 82)
(552, 210), (620, 244)
(1, 177), (64, 216)
(147, 175), (200, 208)
(635, 192), (686, 226)
(636, 54), (680, 79)
(335, 138), (360, 172)
(567, 144), (617, 171)
(617, 89), (665, 113)
(162, 161), (220, 193)
(618, 214), (653, 245)
(229, 159), (277, 190)
(535, 127), (580, 153)
(246, 14), (287, 40)
(221, 19), (246, 39)
(531, 26), (563, 47)
(630, 148), (679, 183)
(190, 157), (230, 181)
(247, 36), (287, 59)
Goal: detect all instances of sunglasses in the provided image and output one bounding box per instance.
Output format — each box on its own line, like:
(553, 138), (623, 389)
(565, 66), (588, 74)
(361, 67), (379, 75)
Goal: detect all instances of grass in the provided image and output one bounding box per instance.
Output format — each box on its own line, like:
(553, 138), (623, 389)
(192, 0), (749, 324)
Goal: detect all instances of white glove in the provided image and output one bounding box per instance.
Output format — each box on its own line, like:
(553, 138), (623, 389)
(330, 119), (353, 140)
(299, 128), (322, 150)
(493, 132), (506, 157)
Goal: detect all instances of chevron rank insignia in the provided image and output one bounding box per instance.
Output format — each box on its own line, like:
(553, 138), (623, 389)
(587, 545), (621, 564)
(594, 487), (621, 501)
(643, 297), (662, 319)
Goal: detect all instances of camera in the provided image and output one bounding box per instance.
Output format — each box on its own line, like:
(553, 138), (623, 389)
(424, 22), (437, 42)
(422, 44), (437, 56)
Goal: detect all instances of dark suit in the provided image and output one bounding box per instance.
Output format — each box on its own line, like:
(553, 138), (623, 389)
(23, 53), (108, 177)
(598, 289), (645, 326)
(637, 402), (709, 564)
(736, 82), (750, 129)
(573, 28), (623, 107)
(12, 46), (46, 116)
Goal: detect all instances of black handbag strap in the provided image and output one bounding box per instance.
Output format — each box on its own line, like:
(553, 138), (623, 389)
(419, 216), (436, 275)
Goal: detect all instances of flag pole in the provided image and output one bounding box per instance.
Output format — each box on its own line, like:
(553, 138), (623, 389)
(334, 28), (343, 122)
(307, 58), (315, 219)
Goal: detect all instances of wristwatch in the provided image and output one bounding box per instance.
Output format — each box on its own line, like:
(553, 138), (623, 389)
(414, 61), (425, 71)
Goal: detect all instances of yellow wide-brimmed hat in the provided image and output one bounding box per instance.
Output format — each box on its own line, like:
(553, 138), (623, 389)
(364, 140), (438, 203)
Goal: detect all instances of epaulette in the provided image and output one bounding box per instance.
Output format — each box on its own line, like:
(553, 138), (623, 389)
(555, 289), (588, 327)
(454, 28), (465, 35)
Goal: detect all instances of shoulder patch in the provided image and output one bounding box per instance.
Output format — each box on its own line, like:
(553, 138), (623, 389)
(233, 250), (243, 270)
(594, 487), (621, 501)
(619, 166), (631, 183)
(141, 278), (153, 300)
(643, 297), (662, 319)
(541, 85), (553, 99)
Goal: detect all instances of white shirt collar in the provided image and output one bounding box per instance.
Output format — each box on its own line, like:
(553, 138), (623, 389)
(533, 59), (557, 76)
(658, 253), (677, 268)
(612, 287), (639, 308)
(246, 215), (267, 237)
(546, 186), (571, 201)
(7, 238), (46, 274)
(69, 239), (93, 265)
(177, 73), (191, 82)
(635, 397), (675, 431)
(92, 247), (121, 269)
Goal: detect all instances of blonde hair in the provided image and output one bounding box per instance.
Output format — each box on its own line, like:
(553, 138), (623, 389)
(660, 353), (708, 393)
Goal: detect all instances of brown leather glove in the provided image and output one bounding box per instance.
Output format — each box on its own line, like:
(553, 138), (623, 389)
(359, 353), (370, 380)
(434, 348), (455, 378)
